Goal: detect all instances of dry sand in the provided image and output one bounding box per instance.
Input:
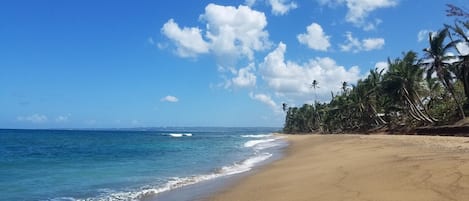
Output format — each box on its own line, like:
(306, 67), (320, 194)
(207, 134), (469, 201)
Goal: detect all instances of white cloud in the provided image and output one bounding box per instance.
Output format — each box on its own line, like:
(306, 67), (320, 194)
(161, 95), (179, 103)
(362, 38), (385, 51)
(456, 42), (469, 56)
(161, 19), (209, 58)
(244, 0), (297, 15)
(345, 0), (397, 28)
(259, 42), (362, 103)
(417, 30), (436, 42)
(163, 4), (271, 62)
(250, 92), (277, 109)
(17, 114), (48, 123)
(201, 3), (270, 61)
(340, 32), (384, 52)
(297, 22), (331, 51)
(317, 0), (397, 30)
(375, 61), (389, 73)
(232, 63), (257, 88)
(245, 0), (257, 7)
(269, 0), (298, 15)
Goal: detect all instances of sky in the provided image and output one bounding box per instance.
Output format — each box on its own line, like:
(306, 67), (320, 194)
(1, 0), (468, 129)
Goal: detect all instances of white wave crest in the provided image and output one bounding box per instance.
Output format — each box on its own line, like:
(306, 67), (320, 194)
(168, 133), (192, 137)
(220, 153), (272, 175)
(244, 139), (276, 148)
(241, 134), (272, 138)
(74, 153), (272, 201)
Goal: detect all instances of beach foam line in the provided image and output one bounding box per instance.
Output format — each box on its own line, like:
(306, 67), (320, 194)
(241, 134), (272, 138)
(72, 153), (274, 201)
(244, 139), (276, 148)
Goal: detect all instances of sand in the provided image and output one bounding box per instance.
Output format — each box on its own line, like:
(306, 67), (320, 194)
(207, 134), (469, 201)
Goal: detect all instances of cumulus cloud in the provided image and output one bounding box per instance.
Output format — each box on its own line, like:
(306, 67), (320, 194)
(375, 61), (389, 73)
(161, 19), (209, 58)
(201, 3), (270, 61)
(17, 114), (48, 123)
(340, 32), (384, 52)
(244, 0), (297, 15)
(297, 22), (331, 51)
(317, 0), (397, 30)
(269, 0), (298, 15)
(161, 95), (179, 103)
(250, 92), (278, 109)
(162, 4), (271, 62)
(259, 42), (362, 102)
(362, 38), (385, 51)
(232, 63), (257, 88)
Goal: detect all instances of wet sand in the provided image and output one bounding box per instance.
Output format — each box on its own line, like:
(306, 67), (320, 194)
(207, 134), (469, 201)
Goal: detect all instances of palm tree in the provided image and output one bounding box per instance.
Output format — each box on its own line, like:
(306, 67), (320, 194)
(363, 68), (387, 125)
(341, 81), (349, 94)
(383, 51), (436, 124)
(311, 80), (319, 102)
(446, 5), (469, 111)
(422, 28), (465, 118)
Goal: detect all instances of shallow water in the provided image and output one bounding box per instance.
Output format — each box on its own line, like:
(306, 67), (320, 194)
(0, 127), (285, 201)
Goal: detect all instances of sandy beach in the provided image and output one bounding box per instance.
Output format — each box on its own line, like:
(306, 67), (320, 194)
(207, 134), (469, 201)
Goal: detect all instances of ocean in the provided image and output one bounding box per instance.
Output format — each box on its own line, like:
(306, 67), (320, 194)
(0, 127), (286, 201)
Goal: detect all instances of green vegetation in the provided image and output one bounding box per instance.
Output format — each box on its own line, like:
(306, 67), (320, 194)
(283, 5), (469, 134)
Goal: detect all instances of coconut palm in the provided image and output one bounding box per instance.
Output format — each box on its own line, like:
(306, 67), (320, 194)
(383, 51), (436, 124)
(422, 28), (465, 118)
(311, 80), (319, 102)
(341, 81), (348, 94)
(446, 5), (469, 111)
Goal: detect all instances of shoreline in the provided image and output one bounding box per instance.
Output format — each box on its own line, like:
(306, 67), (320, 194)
(206, 134), (469, 201)
(147, 133), (289, 201)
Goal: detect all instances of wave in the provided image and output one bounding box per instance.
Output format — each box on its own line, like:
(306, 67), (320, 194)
(244, 139), (276, 148)
(71, 153), (273, 201)
(168, 133), (192, 137)
(219, 153), (272, 175)
(241, 134), (272, 138)
(244, 136), (286, 151)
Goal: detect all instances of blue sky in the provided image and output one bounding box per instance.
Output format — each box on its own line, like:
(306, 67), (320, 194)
(1, 0), (467, 129)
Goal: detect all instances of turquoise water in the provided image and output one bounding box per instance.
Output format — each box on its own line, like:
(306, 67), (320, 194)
(0, 128), (285, 201)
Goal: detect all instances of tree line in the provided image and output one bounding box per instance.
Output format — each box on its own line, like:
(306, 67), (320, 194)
(283, 5), (469, 134)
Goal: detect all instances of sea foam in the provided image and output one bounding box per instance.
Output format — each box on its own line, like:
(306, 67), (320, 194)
(48, 131), (283, 201)
(74, 153), (274, 201)
(241, 134), (272, 138)
(168, 133), (192, 137)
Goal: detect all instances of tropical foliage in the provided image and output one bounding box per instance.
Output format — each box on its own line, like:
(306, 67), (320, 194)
(283, 5), (469, 134)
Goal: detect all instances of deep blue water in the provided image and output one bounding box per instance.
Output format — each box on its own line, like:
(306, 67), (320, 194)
(0, 128), (284, 201)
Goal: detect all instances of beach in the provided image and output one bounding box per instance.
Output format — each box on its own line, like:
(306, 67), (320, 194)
(207, 134), (469, 201)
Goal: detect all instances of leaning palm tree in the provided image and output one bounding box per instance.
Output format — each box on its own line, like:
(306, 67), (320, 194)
(445, 5), (469, 111)
(422, 28), (465, 118)
(383, 51), (436, 124)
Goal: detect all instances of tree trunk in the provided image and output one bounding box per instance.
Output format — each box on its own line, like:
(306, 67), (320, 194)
(442, 78), (466, 119)
(403, 88), (434, 123)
